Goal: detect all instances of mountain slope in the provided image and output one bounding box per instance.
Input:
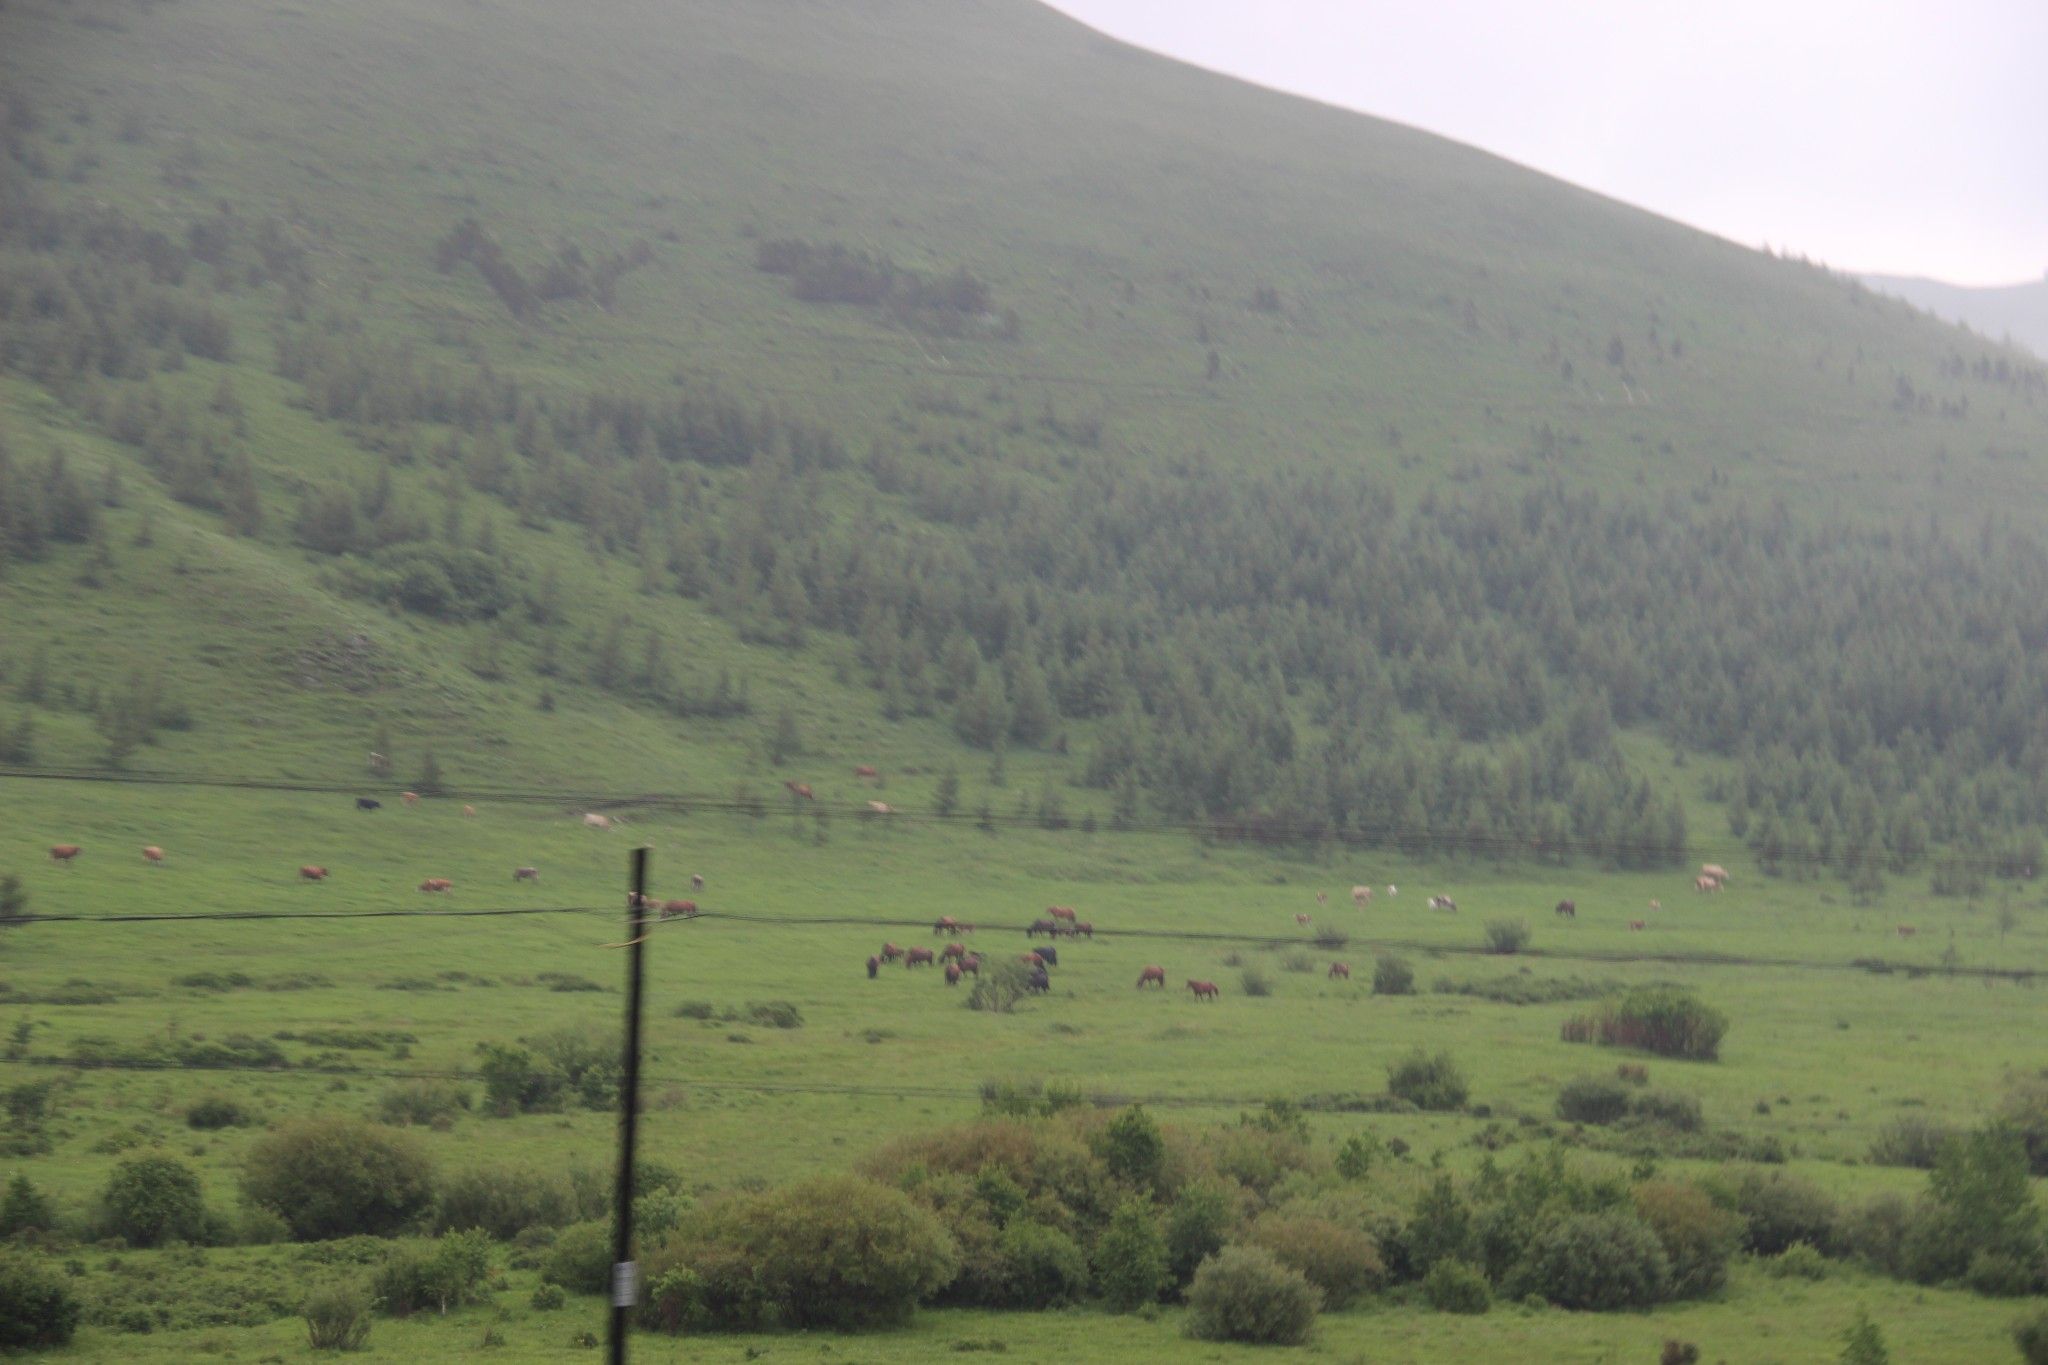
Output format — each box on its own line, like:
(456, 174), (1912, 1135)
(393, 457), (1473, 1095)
(1, 0), (2046, 878)
(1864, 273), (2048, 361)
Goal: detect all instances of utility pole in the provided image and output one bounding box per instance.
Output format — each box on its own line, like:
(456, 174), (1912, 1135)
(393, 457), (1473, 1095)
(609, 845), (650, 1364)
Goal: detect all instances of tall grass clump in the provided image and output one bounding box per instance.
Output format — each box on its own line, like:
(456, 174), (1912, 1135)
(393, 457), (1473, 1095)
(301, 1281), (373, 1351)
(1562, 987), (1728, 1061)
(1371, 954), (1415, 995)
(1482, 919), (1531, 954)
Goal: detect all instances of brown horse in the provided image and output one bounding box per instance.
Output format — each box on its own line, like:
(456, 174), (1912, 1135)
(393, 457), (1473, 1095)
(49, 844), (81, 864)
(1328, 962), (1351, 980)
(941, 942), (968, 961)
(933, 915), (963, 936)
(1047, 905), (1077, 923)
(1187, 979), (1220, 1001)
(958, 955), (981, 976)
(880, 943), (905, 962)
(905, 946), (936, 967)
(1073, 921), (1093, 939)
(944, 963), (962, 986)
(1137, 965), (1167, 988)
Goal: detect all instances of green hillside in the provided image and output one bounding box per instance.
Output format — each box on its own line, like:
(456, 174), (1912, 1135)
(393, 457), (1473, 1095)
(1865, 272), (2048, 362)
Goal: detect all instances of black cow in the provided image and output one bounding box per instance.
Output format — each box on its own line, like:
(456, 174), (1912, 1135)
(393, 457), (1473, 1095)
(1026, 967), (1051, 994)
(355, 797), (382, 811)
(1035, 945), (1059, 968)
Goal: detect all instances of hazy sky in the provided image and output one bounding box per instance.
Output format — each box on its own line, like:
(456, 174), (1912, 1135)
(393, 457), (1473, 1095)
(1046, 1), (2046, 287)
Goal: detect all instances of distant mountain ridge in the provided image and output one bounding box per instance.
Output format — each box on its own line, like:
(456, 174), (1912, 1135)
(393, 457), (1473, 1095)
(1862, 273), (2048, 360)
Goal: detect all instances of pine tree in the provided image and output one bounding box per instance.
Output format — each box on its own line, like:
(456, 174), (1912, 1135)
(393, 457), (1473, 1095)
(416, 750), (445, 796)
(933, 767), (960, 818)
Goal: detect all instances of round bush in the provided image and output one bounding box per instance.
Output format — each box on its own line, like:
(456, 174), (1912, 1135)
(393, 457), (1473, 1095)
(1632, 1182), (1741, 1299)
(529, 1282), (565, 1311)
(1388, 1050), (1469, 1112)
(1765, 1241), (1828, 1281)
(1246, 1214), (1382, 1309)
(1482, 919), (1531, 954)
(542, 1219), (613, 1294)
(2014, 1307), (2048, 1365)
(1515, 1211), (1671, 1310)
(1556, 1075), (1631, 1125)
(1629, 1089), (1704, 1132)
(1421, 1257), (1490, 1314)
(1731, 1170), (1837, 1256)
(997, 1220), (1089, 1308)
(241, 1117), (436, 1240)
(1965, 1248), (2039, 1298)
(185, 1095), (250, 1130)
(102, 1154), (206, 1247)
(1371, 954), (1415, 996)
(1184, 1244), (1322, 1345)
(0, 1254), (80, 1350)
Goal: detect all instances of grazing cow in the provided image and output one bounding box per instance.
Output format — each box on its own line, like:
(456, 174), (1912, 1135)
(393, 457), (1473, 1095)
(1137, 966), (1167, 988)
(583, 813), (614, 831)
(1316, 892), (1328, 905)
(880, 943), (905, 962)
(1700, 864), (1729, 885)
(419, 877), (452, 893)
(401, 791), (420, 807)
(865, 801), (894, 816)
(1352, 885), (1374, 906)
(513, 867), (541, 882)
(1694, 875), (1720, 893)
(1628, 920), (1647, 932)
(945, 962), (962, 986)
(463, 805), (477, 818)
(691, 874), (705, 892)
(854, 765), (879, 779)
(1021, 952), (1044, 969)
(1555, 900), (1576, 919)
(1026, 919), (1059, 939)
(934, 915), (963, 936)
(1036, 945), (1059, 968)
(1073, 922), (1093, 939)
(1187, 979), (1220, 1001)
(1048, 905), (1077, 924)
(49, 845), (80, 864)
(1388, 885), (1397, 897)
(867, 955), (880, 979)
(1896, 925), (1918, 939)
(1648, 900), (1661, 912)
(659, 900), (697, 919)
(1429, 895), (1457, 913)
(959, 954), (980, 976)
(906, 947), (936, 967)
(1294, 912), (1313, 927)
(1328, 962), (1351, 980)
(355, 797), (382, 812)
(941, 942), (967, 961)
(1026, 967), (1051, 994)
(299, 865), (329, 881)
(784, 781), (815, 801)
(142, 846), (165, 866)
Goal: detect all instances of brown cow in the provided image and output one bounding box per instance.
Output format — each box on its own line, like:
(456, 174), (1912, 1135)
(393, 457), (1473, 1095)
(1137, 966), (1167, 988)
(854, 765), (879, 780)
(1896, 925), (1918, 939)
(1294, 912), (1312, 927)
(1352, 885), (1374, 906)
(880, 943), (905, 962)
(1555, 900), (1576, 918)
(49, 845), (80, 864)
(784, 781), (815, 801)
(945, 962), (963, 986)
(1187, 979), (1220, 1001)
(513, 867), (541, 882)
(906, 946), (936, 968)
(299, 865), (329, 881)
(1328, 962), (1351, 980)
(1628, 920), (1646, 932)
(419, 878), (452, 893)
(659, 900), (697, 919)
(958, 954), (980, 976)
(933, 915), (963, 936)
(401, 791), (420, 807)
(142, 845), (165, 866)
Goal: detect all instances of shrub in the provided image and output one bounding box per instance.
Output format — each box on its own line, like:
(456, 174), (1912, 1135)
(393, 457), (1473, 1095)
(373, 1229), (493, 1316)
(185, 1094), (251, 1130)
(1420, 1257), (1490, 1314)
(1840, 1309), (1890, 1365)
(1388, 1050), (1469, 1111)
(1514, 1210), (1671, 1310)
(1868, 1115), (1954, 1169)
(541, 1219), (612, 1294)
(301, 1280), (372, 1351)
(1965, 1248), (2039, 1297)
(1184, 1245), (1321, 1346)
(1562, 987), (1727, 1061)
(1335, 1131), (1383, 1180)
(1096, 1106), (1165, 1191)
(241, 1117), (436, 1240)
(1372, 954), (1415, 995)
(0, 1175), (54, 1239)
(101, 1154), (205, 1247)
(967, 961), (1032, 1013)
(1096, 1199), (1170, 1311)
(648, 1175), (957, 1330)
(1765, 1241), (1828, 1280)
(1282, 950), (1315, 974)
(433, 1167), (574, 1240)
(1239, 966), (1272, 998)
(0, 1253), (80, 1350)
(1632, 1182), (1740, 1299)
(1482, 919), (1531, 954)
(1662, 1344), (1701, 1365)
(1730, 1170), (1837, 1256)
(1247, 1214), (1382, 1308)
(376, 1081), (471, 1127)
(530, 1282), (565, 1311)
(1405, 1173), (1475, 1277)
(1167, 1180), (1239, 1288)
(2014, 1308), (2048, 1365)
(1630, 1089), (1704, 1132)
(1999, 1079), (2048, 1177)
(744, 1001), (803, 1030)
(1840, 1192), (1914, 1276)
(996, 1220), (1088, 1307)
(1556, 1075), (1631, 1125)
